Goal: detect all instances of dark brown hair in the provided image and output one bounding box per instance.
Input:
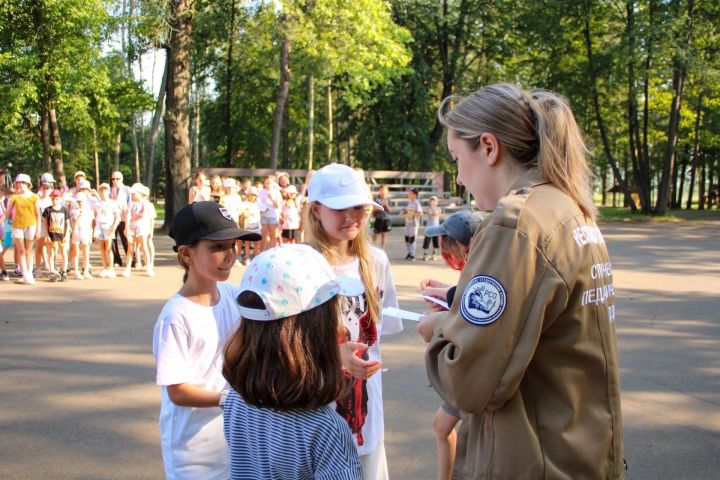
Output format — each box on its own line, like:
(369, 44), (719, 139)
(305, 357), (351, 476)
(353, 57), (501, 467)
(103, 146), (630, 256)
(223, 291), (345, 411)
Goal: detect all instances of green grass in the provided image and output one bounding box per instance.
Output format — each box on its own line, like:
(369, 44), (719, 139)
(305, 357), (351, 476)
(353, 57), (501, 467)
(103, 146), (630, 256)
(154, 202), (165, 224)
(597, 206), (720, 223)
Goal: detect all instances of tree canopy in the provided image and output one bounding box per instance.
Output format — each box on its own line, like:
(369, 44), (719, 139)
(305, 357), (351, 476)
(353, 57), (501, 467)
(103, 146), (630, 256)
(1, 0), (718, 213)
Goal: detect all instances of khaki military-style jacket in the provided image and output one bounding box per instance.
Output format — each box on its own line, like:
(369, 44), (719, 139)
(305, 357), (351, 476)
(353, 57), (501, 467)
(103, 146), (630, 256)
(426, 169), (623, 479)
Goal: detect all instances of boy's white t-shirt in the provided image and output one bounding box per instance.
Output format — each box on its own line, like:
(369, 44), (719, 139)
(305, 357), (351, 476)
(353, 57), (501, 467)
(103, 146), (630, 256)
(152, 282), (240, 480)
(94, 198), (120, 229)
(331, 247), (402, 457)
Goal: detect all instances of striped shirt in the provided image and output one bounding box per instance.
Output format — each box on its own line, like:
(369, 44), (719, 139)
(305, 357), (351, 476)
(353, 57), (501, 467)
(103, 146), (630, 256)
(224, 390), (362, 480)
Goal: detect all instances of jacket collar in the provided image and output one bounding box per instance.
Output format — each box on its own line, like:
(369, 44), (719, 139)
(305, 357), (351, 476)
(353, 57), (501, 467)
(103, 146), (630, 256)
(507, 168), (549, 196)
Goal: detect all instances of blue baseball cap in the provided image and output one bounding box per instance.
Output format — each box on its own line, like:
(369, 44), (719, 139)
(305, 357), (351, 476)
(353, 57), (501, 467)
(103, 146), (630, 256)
(425, 209), (484, 246)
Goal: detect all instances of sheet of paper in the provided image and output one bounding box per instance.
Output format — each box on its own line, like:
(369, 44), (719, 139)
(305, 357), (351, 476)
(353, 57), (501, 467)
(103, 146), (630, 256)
(421, 295), (449, 310)
(382, 306), (424, 322)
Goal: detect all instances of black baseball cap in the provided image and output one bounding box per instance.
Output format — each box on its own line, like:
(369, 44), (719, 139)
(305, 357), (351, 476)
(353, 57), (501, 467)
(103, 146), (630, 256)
(169, 201), (261, 251)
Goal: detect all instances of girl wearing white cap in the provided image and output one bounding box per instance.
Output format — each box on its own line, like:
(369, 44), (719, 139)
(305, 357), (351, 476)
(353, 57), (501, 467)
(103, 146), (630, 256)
(304, 163), (403, 480)
(223, 244), (363, 479)
(123, 183), (153, 277)
(34, 173), (55, 276)
(6, 174), (41, 284)
(70, 193), (95, 279)
(280, 184), (300, 244)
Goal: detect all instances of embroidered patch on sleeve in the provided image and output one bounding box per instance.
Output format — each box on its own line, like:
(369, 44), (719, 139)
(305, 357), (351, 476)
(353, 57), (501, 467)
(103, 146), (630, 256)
(460, 275), (507, 326)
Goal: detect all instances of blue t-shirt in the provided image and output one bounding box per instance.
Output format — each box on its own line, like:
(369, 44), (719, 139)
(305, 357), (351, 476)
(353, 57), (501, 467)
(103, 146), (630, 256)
(224, 391), (362, 480)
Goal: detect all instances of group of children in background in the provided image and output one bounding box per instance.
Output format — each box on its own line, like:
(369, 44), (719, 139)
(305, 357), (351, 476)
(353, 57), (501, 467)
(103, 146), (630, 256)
(153, 163), (483, 480)
(188, 170), (308, 265)
(373, 185), (444, 262)
(0, 170), (156, 284)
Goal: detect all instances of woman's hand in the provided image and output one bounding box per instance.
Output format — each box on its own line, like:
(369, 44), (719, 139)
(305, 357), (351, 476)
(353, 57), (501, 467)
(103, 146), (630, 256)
(417, 312), (441, 343)
(420, 278), (452, 311)
(340, 341), (382, 379)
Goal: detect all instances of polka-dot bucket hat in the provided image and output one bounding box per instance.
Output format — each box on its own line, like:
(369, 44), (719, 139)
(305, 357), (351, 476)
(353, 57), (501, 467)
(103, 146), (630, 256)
(238, 244), (364, 321)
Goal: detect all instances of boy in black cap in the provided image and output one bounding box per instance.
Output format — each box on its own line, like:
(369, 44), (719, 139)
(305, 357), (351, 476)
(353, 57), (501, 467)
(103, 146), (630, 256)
(153, 201), (260, 479)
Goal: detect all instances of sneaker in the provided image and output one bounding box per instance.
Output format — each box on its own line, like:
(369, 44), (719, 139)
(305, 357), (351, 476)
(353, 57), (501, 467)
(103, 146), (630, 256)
(16, 276), (35, 285)
(122, 268), (131, 278)
(146, 267), (156, 277)
(84, 270), (93, 279)
(431, 254), (437, 261)
(242, 257), (250, 266)
(404, 254), (412, 260)
(98, 269), (108, 278)
(74, 271), (84, 280)
(409, 255), (415, 261)
(422, 253), (428, 261)
(60, 272), (68, 282)
(106, 268), (116, 278)
(1, 271), (9, 282)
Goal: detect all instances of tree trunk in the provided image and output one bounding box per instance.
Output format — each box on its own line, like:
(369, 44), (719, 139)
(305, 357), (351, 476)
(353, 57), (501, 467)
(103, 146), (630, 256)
(164, 0), (194, 223)
(224, 0), (236, 166)
(282, 93), (290, 169)
(193, 82), (201, 168)
(92, 125), (100, 189)
(583, 8), (636, 211)
(326, 82), (333, 164)
(677, 144), (689, 208)
(146, 49), (168, 189)
(307, 74), (314, 170)
(48, 108), (66, 187)
(422, 0), (470, 169)
(40, 108), (52, 173)
(698, 154), (706, 210)
(655, 0), (694, 214)
(114, 131), (121, 171)
(686, 93), (703, 209)
(131, 116), (141, 183)
(270, 19), (290, 170)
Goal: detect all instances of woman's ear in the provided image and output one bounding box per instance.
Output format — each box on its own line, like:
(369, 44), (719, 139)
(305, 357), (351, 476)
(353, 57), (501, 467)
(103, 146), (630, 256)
(479, 132), (500, 166)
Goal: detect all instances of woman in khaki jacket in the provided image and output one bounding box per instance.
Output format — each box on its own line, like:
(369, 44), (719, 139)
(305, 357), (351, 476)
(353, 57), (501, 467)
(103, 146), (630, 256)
(418, 84), (624, 479)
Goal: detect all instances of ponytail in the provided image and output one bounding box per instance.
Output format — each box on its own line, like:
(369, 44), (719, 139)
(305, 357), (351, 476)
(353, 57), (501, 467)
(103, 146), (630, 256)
(438, 83), (596, 220)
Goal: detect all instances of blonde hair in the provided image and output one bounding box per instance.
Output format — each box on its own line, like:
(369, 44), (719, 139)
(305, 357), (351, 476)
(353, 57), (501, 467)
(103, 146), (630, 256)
(438, 83), (596, 219)
(303, 203), (381, 324)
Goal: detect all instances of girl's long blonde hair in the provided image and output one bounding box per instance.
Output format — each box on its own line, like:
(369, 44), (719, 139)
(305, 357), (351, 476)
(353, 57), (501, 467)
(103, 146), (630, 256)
(303, 203), (381, 324)
(438, 83), (596, 219)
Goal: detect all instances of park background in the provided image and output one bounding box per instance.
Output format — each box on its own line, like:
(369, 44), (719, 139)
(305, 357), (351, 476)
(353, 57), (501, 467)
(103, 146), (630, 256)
(1, 0), (719, 220)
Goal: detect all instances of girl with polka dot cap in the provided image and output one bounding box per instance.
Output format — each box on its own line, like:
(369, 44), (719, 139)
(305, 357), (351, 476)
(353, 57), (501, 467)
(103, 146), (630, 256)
(304, 163), (403, 480)
(223, 244), (364, 479)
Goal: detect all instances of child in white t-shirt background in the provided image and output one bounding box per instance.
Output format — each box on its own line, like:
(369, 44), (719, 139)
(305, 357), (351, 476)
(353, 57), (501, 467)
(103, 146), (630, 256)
(401, 187), (423, 261)
(93, 183), (121, 278)
(152, 201), (260, 480)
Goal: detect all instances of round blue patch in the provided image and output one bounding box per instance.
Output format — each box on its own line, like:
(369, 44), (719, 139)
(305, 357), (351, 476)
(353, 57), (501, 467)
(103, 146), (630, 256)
(460, 275), (507, 326)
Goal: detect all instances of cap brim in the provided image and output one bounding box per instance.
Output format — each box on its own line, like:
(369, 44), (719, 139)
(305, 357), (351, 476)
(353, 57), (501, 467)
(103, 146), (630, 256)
(424, 224), (447, 238)
(317, 195), (381, 210)
(337, 276), (365, 297)
(202, 226), (262, 243)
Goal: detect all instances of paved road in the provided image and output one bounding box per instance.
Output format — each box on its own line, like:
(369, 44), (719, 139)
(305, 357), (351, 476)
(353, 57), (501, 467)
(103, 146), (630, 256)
(1, 221), (718, 479)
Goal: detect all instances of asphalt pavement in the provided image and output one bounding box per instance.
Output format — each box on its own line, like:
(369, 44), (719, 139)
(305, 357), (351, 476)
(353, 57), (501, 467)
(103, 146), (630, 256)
(1, 220), (718, 479)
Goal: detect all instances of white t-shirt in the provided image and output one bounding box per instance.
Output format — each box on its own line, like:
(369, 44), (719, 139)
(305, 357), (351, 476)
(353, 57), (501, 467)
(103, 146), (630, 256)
(239, 201), (261, 232)
(331, 247), (402, 457)
(152, 282), (241, 480)
(94, 199), (120, 229)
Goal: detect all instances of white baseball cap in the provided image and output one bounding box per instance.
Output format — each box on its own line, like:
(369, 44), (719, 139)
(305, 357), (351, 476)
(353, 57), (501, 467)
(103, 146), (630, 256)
(285, 185), (297, 195)
(224, 178), (238, 189)
(15, 173), (32, 186)
(40, 173), (55, 184)
(238, 244), (364, 321)
(130, 182), (150, 196)
(307, 163), (380, 210)
(79, 179), (91, 190)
